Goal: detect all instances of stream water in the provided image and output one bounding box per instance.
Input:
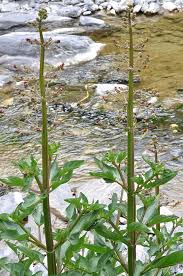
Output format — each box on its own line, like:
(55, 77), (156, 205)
(0, 12), (183, 215)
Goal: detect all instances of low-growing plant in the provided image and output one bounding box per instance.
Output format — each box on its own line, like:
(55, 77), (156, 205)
(0, 7), (183, 276)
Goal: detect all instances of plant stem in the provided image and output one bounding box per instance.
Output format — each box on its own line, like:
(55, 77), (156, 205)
(116, 189), (123, 226)
(112, 243), (128, 274)
(127, 8), (136, 276)
(54, 211), (84, 250)
(18, 222), (46, 250)
(38, 22), (57, 275)
(153, 137), (160, 236)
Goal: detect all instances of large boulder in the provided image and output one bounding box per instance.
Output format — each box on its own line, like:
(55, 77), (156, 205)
(0, 32), (104, 68)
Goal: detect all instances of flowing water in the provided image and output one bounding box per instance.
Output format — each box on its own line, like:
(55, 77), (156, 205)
(0, 12), (183, 214)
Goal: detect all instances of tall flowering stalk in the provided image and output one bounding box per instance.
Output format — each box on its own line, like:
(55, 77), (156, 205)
(38, 9), (57, 275)
(127, 7), (136, 276)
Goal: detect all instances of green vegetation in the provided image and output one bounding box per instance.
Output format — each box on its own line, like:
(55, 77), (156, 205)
(0, 8), (182, 276)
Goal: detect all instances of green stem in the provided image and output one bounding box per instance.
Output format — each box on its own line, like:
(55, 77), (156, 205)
(38, 22), (57, 275)
(153, 138), (160, 236)
(127, 9), (136, 276)
(18, 222), (46, 250)
(112, 243), (128, 274)
(116, 189), (124, 226)
(54, 211), (84, 250)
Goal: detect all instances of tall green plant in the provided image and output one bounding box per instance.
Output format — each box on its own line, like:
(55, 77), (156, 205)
(38, 9), (56, 275)
(127, 7), (136, 276)
(0, 7), (183, 276)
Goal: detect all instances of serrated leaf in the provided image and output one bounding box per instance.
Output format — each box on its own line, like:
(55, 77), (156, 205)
(144, 250), (183, 272)
(83, 244), (111, 254)
(12, 193), (42, 222)
(148, 215), (178, 226)
(94, 223), (128, 245)
(0, 176), (28, 187)
(51, 160), (84, 191)
(128, 222), (150, 234)
(16, 245), (45, 263)
(142, 196), (159, 224)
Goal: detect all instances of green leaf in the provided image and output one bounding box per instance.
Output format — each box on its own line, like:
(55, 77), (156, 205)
(15, 245), (45, 263)
(0, 229), (28, 241)
(51, 160), (84, 191)
(144, 250), (183, 272)
(70, 212), (98, 236)
(32, 204), (44, 226)
(102, 261), (118, 276)
(128, 222), (150, 234)
(83, 244), (111, 254)
(142, 196), (159, 224)
(104, 151), (127, 164)
(94, 223), (128, 245)
(134, 261), (144, 276)
(90, 158), (120, 183)
(0, 257), (8, 271)
(0, 176), (28, 187)
(48, 142), (61, 157)
(50, 159), (60, 182)
(0, 218), (29, 241)
(97, 252), (112, 270)
(12, 193), (42, 222)
(16, 156), (39, 178)
(6, 262), (33, 276)
(63, 160), (84, 170)
(148, 215), (178, 226)
(144, 169), (177, 190)
(6, 241), (18, 255)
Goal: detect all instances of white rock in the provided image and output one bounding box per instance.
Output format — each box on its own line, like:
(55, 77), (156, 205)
(109, 8), (116, 15)
(15, 81), (26, 91)
(0, 74), (12, 87)
(93, 83), (128, 96)
(100, 2), (108, 9)
(147, 96), (158, 104)
(1, 2), (20, 12)
(0, 192), (23, 214)
(148, 2), (160, 13)
(83, 10), (92, 15)
(163, 2), (177, 11)
(80, 15), (105, 26)
(133, 4), (142, 13)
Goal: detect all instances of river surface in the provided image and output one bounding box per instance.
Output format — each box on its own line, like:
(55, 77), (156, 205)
(0, 12), (183, 215)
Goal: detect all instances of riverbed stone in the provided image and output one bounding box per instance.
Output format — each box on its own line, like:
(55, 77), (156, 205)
(79, 15), (105, 26)
(0, 32), (103, 68)
(94, 83), (128, 96)
(163, 1), (178, 11)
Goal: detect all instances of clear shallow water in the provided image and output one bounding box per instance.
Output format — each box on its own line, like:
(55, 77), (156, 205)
(0, 12), (183, 214)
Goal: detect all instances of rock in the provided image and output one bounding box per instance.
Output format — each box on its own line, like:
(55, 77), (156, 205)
(79, 15), (105, 26)
(148, 2), (160, 14)
(0, 12), (36, 30)
(147, 96), (158, 104)
(56, 5), (82, 18)
(133, 4), (142, 13)
(0, 192), (23, 214)
(0, 2), (20, 12)
(109, 8), (116, 15)
(0, 74), (13, 87)
(93, 83), (128, 96)
(163, 1), (177, 11)
(0, 32), (104, 68)
(83, 10), (92, 15)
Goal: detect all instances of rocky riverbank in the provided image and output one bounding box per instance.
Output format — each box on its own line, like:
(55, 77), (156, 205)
(1, 0), (183, 16)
